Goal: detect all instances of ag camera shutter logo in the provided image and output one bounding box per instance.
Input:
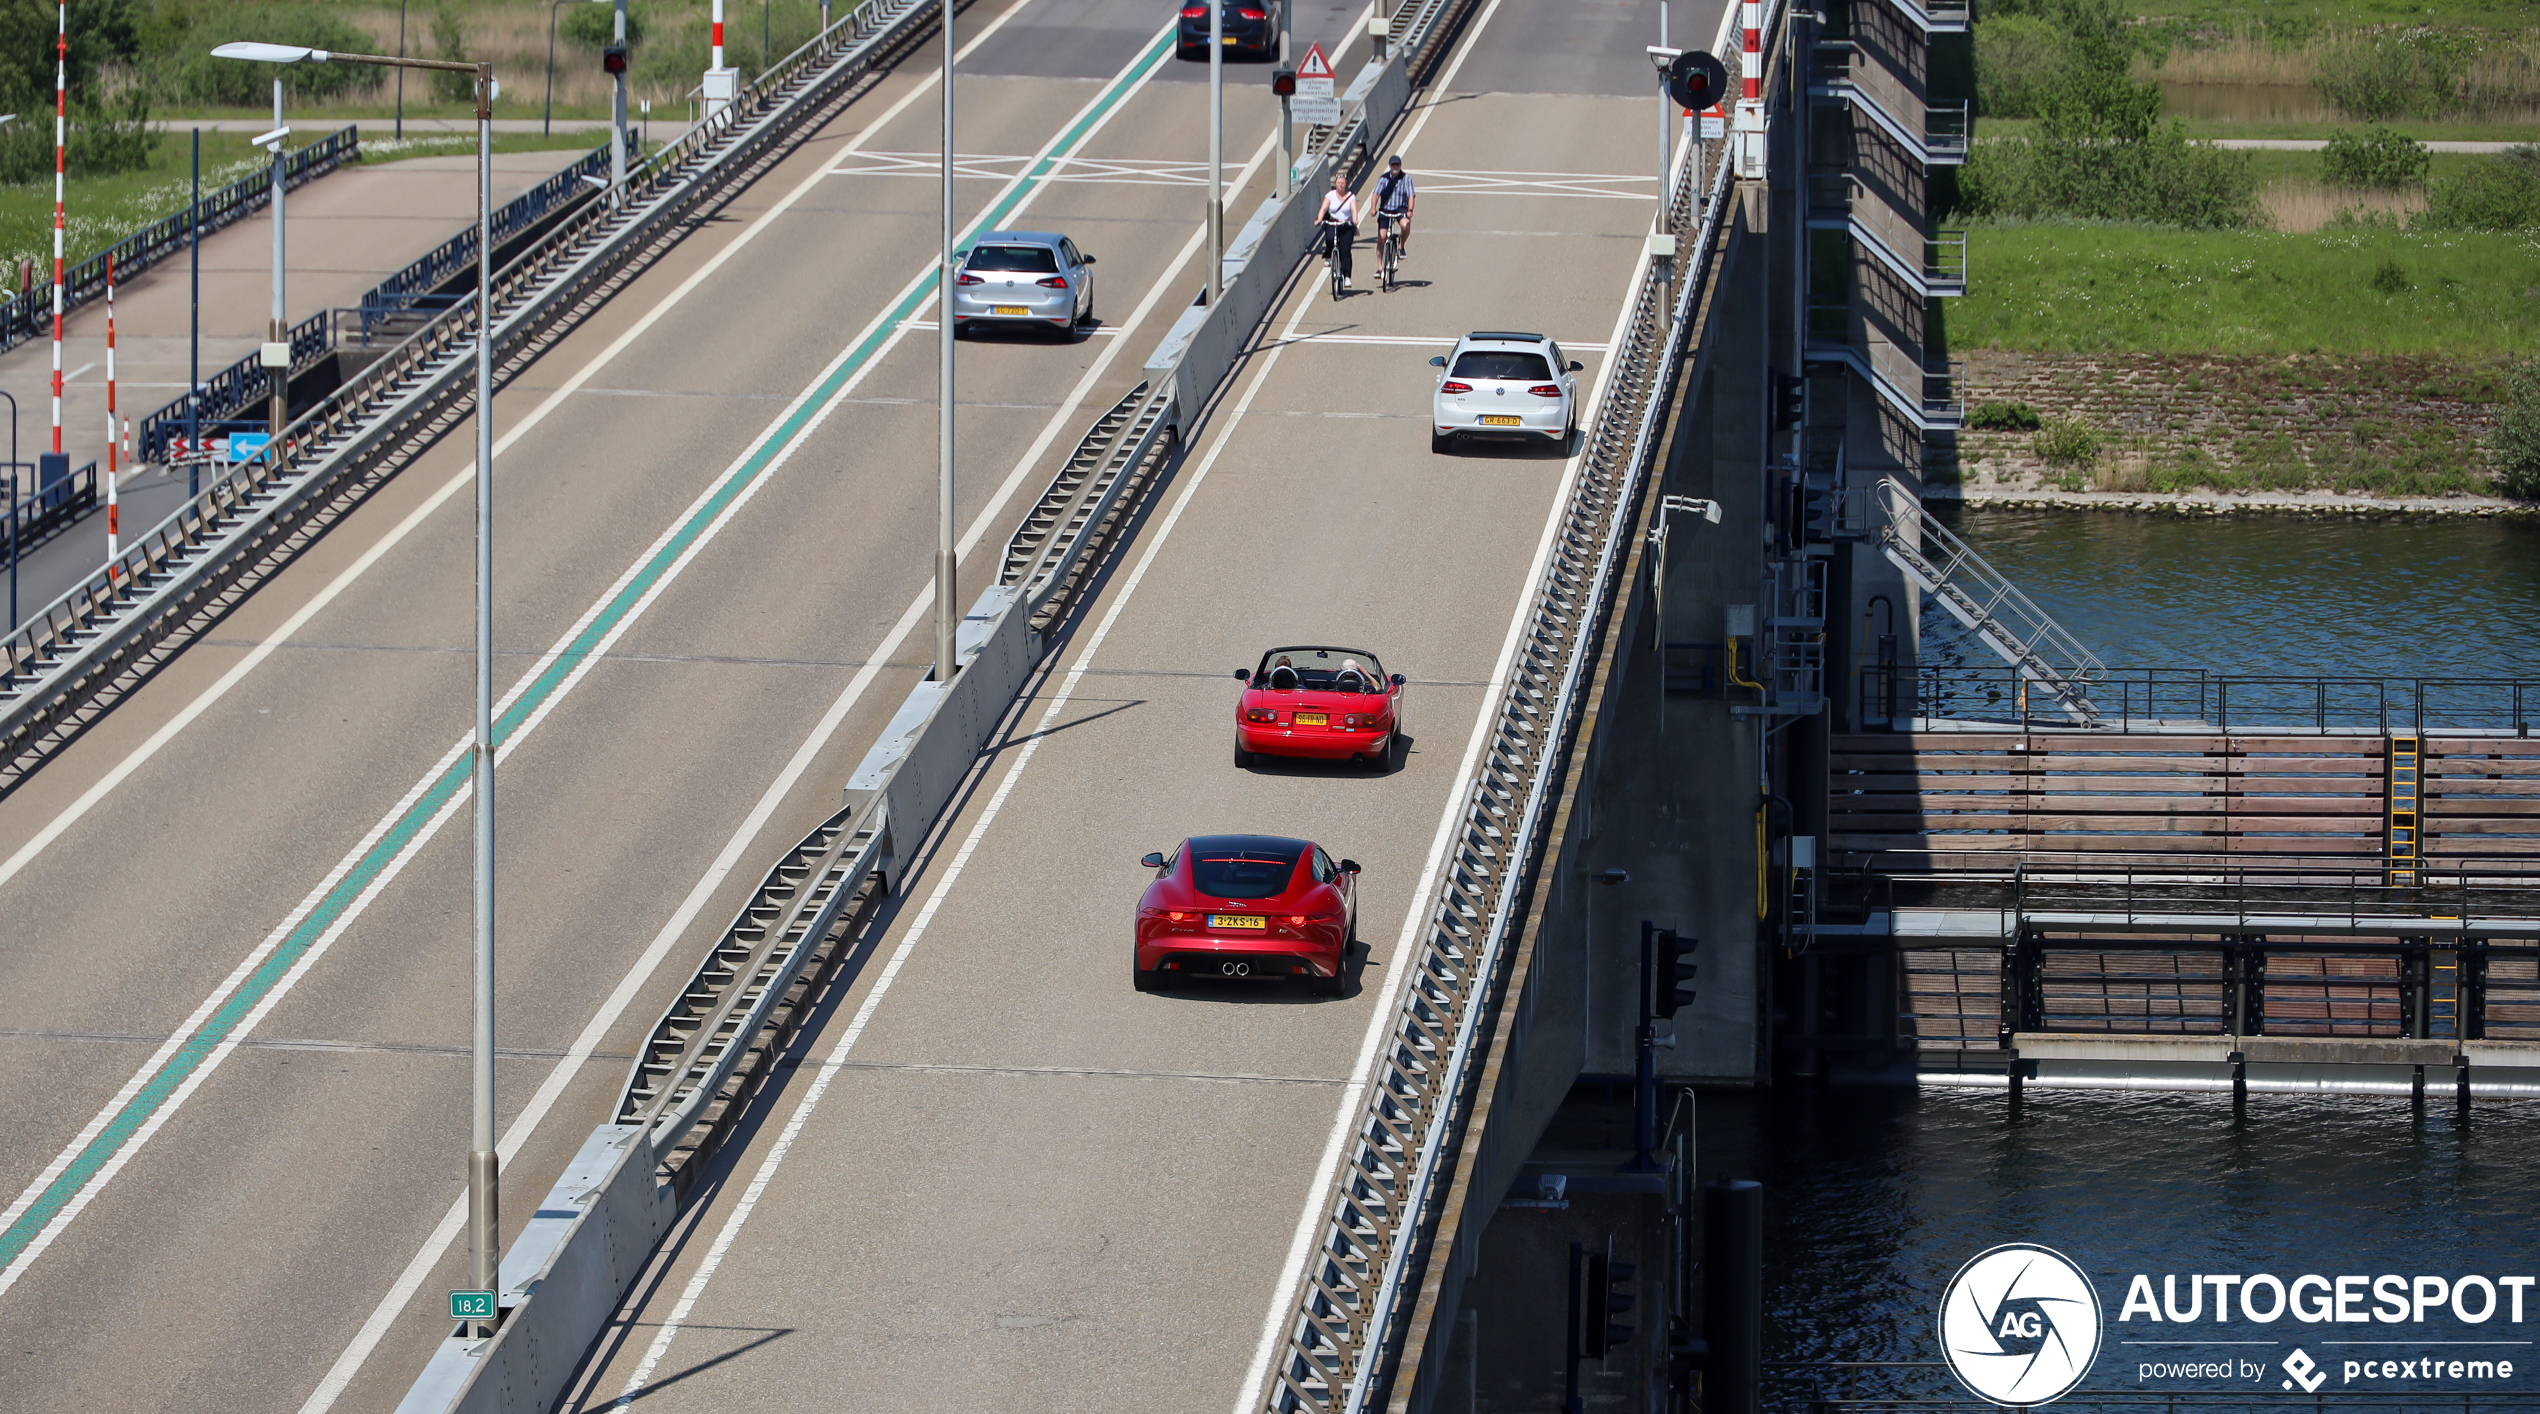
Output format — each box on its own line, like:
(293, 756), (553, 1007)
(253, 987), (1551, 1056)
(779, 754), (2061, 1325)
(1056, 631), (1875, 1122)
(1939, 1244), (2104, 1406)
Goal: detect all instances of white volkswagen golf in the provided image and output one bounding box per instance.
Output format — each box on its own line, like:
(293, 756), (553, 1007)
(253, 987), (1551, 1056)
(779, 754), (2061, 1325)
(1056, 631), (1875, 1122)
(1428, 331), (1582, 453)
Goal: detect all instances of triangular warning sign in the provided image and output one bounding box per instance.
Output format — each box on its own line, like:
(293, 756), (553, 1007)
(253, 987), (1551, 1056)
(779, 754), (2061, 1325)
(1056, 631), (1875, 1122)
(1298, 41), (1333, 80)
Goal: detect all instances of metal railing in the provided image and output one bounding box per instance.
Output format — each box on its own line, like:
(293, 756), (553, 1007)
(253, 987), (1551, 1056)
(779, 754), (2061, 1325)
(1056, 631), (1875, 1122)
(0, 127), (359, 356)
(1261, 12), (1745, 1409)
(0, 0), (934, 770)
(1874, 476), (2105, 724)
(1890, 665), (2540, 737)
(138, 136), (634, 463)
(2, 463), (99, 572)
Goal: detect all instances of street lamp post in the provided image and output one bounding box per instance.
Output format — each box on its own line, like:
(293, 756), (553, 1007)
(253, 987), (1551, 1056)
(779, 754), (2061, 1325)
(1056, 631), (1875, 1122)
(1208, 0), (1222, 304)
(214, 38), (503, 1336)
(935, 0), (955, 684)
(252, 81), (288, 473)
(545, 0), (605, 138)
(2, 389), (20, 630)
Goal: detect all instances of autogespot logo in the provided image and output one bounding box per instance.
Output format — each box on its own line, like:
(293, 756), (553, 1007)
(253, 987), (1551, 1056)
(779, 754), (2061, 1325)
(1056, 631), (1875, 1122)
(1940, 1244), (2106, 1406)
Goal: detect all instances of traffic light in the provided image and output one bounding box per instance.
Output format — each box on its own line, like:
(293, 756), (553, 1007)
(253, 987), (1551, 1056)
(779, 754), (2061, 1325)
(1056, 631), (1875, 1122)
(602, 41), (629, 74)
(1771, 371), (1805, 430)
(1271, 68), (1297, 96)
(1649, 928), (1698, 1020)
(1584, 1253), (1637, 1356)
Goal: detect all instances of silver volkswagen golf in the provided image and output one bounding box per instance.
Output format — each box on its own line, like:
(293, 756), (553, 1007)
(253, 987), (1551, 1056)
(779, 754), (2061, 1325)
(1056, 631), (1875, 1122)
(1428, 331), (1583, 452)
(950, 230), (1097, 338)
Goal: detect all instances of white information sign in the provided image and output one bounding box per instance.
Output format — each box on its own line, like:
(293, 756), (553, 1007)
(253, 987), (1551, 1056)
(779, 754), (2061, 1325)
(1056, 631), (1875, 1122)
(1292, 41), (1341, 126)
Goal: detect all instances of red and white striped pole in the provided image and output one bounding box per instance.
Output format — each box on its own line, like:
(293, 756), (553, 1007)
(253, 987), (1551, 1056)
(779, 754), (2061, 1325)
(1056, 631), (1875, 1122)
(702, 0), (735, 119)
(50, 0), (65, 462)
(712, 0), (724, 70)
(1732, 0), (1765, 177)
(105, 256), (117, 564)
(1742, 0), (1760, 104)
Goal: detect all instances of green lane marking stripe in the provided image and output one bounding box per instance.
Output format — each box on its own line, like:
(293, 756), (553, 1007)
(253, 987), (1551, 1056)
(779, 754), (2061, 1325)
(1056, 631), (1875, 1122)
(0, 27), (1170, 1271)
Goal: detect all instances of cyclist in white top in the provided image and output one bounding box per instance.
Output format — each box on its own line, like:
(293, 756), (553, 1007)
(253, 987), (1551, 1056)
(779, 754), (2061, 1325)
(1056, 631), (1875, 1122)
(1374, 155), (1416, 254)
(1318, 172), (1357, 290)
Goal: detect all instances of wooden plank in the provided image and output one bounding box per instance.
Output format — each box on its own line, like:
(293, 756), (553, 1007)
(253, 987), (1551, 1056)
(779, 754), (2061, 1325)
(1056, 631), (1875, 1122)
(2427, 758), (2540, 778)
(2422, 819), (2540, 836)
(2425, 798), (2540, 815)
(2430, 739), (2540, 756)
(1898, 794), (2233, 813)
(2226, 735), (2400, 752)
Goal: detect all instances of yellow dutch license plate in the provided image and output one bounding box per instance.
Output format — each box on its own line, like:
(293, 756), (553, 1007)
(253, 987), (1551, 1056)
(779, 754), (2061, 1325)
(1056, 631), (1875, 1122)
(1479, 414), (1522, 427)
(1210, 913), (1267, 930)
(992, 305), (1029, 316)
(1294, 712), (1328, 726)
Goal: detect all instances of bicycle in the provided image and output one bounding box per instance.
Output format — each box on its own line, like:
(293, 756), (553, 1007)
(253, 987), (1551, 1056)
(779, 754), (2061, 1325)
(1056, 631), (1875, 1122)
(1375, 213), (1403, 292)
(1319, 219), (1351, 300)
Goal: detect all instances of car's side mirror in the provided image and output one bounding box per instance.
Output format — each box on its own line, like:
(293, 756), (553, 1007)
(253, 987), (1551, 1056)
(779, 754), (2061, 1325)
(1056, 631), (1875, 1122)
(1567, 360), (1582, 371)
(1390, 672), (1405, 687)
(1234, 668), (1251, 682)
(1339, 859), (1362, 875)
(1141, 851), (1166, 869)
(1082, 254), (1097, 265)
(1428, 355), (1447, 368)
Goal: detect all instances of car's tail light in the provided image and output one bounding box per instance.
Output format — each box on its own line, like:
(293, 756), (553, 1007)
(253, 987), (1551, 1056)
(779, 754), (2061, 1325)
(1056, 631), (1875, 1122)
(1037, 275), (1068, 289)
(1181, 4), (1205, 14)
(1440, 380), (1471, 394)
(1168, 911), (1188, 922)
(1245, 707), (1278, 724)
(1529, 383), (1563, 398)
(1341, 714), (1366, 729)
(1238, 6), (1266, 15)
(1287, 915), (1307, 925)
(955, 271), (983, 285)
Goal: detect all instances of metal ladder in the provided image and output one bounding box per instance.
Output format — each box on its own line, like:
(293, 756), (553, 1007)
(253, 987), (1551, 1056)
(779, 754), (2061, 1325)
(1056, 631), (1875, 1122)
(1872, 476), (2105, 725)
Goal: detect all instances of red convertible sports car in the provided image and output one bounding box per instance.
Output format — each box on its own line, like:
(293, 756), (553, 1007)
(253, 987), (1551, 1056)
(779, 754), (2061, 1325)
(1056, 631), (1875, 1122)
(1133, 834), (1359, 996)
(1233, 645), (1406, 770)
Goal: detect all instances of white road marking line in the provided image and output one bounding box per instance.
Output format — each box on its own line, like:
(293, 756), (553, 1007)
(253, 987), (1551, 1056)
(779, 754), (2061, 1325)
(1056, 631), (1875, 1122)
(591, 116), (1288, 1412)
(1229, 0), (1658, 1404)
(302, 45), (1279, 1414)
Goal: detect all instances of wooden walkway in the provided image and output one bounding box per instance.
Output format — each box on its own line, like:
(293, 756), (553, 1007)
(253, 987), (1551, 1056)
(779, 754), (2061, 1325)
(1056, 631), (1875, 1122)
(1830, 732), (2540, 864)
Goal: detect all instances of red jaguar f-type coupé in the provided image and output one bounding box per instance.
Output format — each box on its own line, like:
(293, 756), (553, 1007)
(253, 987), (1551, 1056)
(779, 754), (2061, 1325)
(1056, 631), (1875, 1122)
(1133, 833), (1358, 996)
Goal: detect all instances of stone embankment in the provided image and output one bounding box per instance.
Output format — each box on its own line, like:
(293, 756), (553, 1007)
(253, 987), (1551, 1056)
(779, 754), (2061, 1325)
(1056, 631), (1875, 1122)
(1947, 350), (2532, 513)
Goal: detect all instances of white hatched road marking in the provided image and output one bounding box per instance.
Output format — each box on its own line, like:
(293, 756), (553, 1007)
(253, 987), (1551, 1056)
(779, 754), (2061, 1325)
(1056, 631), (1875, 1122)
(836, 150), (1213, 185)
(1415, 166), (1659, 200)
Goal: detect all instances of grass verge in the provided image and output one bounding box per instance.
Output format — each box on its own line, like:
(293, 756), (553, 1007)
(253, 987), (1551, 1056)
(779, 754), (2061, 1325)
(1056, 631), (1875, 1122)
(1954, 219), (2540, 354)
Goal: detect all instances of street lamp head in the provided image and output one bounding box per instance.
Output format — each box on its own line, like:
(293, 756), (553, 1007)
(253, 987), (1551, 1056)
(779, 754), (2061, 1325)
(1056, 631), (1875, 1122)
(1646, 44), (1682, 74)
(213, 40), (329, 64)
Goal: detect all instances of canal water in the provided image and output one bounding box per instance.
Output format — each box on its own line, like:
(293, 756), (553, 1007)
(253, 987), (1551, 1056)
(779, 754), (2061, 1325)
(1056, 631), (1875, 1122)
(1921, 509), (2540, 681)
(1702, 1084), (2540, 1406)
(1761, 509), (2540, 1407)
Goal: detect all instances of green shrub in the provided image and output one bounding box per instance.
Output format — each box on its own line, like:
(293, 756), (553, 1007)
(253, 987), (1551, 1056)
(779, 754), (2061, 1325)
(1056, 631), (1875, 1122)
(2368, 256), (2410, 293)
(2421, 146), (2540, 230)
(2320, 126), (2429, 189)
(1960, 124), (2263, 227)
(561, 3), (647, 51)
(1975, 14), (2067, 118)
(2494, 359), (2540, 499)
(1969, 401), (2045, 430)
(157, 5), (383, 106)
(2033, 415), (2102, 464)
(2313, 30), (2475, 122)
(429, 6), (473, 104)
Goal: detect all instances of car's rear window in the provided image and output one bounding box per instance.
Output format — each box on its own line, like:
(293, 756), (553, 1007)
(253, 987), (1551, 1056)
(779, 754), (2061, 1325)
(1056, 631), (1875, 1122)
(1452, 350), (1551, 381)
(967, 244), (1060, 273)
(1190, 844), (1303, 899)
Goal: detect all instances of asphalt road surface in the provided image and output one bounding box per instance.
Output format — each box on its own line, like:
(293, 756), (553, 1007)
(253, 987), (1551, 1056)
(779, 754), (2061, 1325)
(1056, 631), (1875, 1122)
(0, 0), (1711, 1409)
